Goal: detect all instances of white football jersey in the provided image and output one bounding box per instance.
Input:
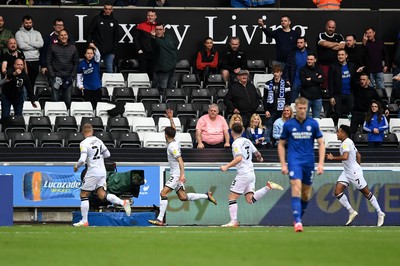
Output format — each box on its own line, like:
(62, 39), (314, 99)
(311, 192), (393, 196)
(79, 136), (109, 177)
(167, 139), (182, 177)
(340, 138), (361, 173)
(231, 137), (258, 176)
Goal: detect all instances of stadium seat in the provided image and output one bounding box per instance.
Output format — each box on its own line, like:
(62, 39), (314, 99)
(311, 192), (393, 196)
(96, 102), (116, 125)
(149, 103), (168, 118)
(11, 132), (36, 147)
(35, 86), (52, 108)
(22, 101), (42, 117)
(179, 73), (201, 88)
(100, 87), (111, 102)
(164, 88), (187, 104)
(175, 59), (192, 74)
(65, 132), (84, 147)
(128, 117), (156, 132)
(324, 132), (341, 149)
(190, 88), (212, 104)
(158, 117), (182, 132)
(70, 102), (94, 125)
(382, 133), (399, 148)
(28, 116), (52, 139)
(352, 133), (369, 148)
(2, 115), (26, 136)
(247, 59), (267, 74)
(127, 73), (151, 88)
(112, 87), (136, 103)
(204, 74), (226, 88)
(44, 101), (69, 124)
(217, 102), (227, 118)
(175, 103), (198, 119)
(94, 132), (115, 148)
(137, 88), (161, 104)
(124, 102), (147, 117)
(389, 118), (400, 133)
(71, 87), (84, 102)
(118, 58), (140, 80)
(80, 116), (104, 132)
(106, 117), (130, 132)
(142, 132), (167, 148)
(54, 116), (79, 139)
(102, 73), (125, 88)
(38, 132), (63, 147)
(185, 117), (198, 133)
(214, 88), (228, 103)
(315, 118), (336, 133)
(0, 132), (9, 147)
(337, 118), (351, 129)
(388, 104), (399, 118)
(253, 74), (273, 98)
(176, 132), (193, 148)
(116, 132), (141, 148)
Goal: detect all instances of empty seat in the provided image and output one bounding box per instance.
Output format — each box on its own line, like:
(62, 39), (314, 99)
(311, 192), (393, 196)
(253, 74), (273, 98)
(71, 86), (84, 102)
(127, 73), (151, 88)
(352, 133), (368, 148)
(80, 116), (104, 132)
(100, 87), (110, 102)
(44, 101), (69, 124)
(164, 88), (187, 104)
(118, 58), (139, 79)
(158, 117), (182, 132)
(247, 59), (267, 74)
(38, 132), (63, 147)
(124, 102), (147, 117)
(10, 132), (35, 147)
(204, 74), (226, 88)
(175, 59), (192, 74)
(70, 102), (94, 117)
(179, 74), (201, 88)
(214, 88), (229, 103)
(94, 131), (116, 148)
(112, 87), (136, 103)
(128, 117), (156, 132)
(28, 116), (52, 139)
(185, 117), (198, 133)
(382, 133), (399, 148)
(337, 118), (351, 129)
(102, 73), (125, 88)
(96, 102), (116, 124)
(324, 132), (341, 149)
(315, 118), (336, 133)
(142, 132), (167, 148)
(65, 132), (84, 147)
(190, 88), (212, 104)
(149, 103), (168, 118)
(22, 101), (42, 117)
(137, 87), (161, 104)
(54, 116), (78, 132)
(106, 117), (130, 132)
(35, 86), (52, 108)
(116, 132), (141, 148)
(0, 132), (9, 147)
(2, 115), (26, 136)
(176, 132), (193, 148)
(389, 118), (400, 133)
(175, 103), (198, 119)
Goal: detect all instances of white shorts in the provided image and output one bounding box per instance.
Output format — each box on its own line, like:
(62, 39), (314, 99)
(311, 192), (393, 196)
(337, 170), (367, 190)
(81, 175), (106, 192)
(230, 172), (256, 195)
(165, 175), (186, 192)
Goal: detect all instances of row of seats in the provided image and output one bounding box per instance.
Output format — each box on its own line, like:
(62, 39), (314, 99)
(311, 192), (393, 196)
(314, 117), (400, 134)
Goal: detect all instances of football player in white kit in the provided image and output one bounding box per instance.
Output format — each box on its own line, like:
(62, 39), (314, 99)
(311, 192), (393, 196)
(326, 125), (385, 226)
(73, 123), (131, 227)
(220, 123), (284, 227)
(148, 109), (217, 226)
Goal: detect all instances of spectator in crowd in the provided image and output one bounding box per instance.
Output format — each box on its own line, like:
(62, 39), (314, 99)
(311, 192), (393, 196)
(1, 38), (27, 75)
(134, 10), (157, 80)
(40, 18), (74, 76)
(362, 27), (389, 97)
(87, 3), (119, 73)
(272, 105), (293, 146)
(246, 113), (271, 149)
(350, 73), (389, 136)
(47, 29), (79, 109)
(195, 37), (219, 83)
(220, 122), (283, 228)
(393, 70), (400, 91)
(15, 15), (44, 89)
(1, 58), (36, 121)
(151, 22), (178, 97)
(258, 15), (300, 70)
(363, 100), (388, 149)
(300, 53), (324, 118)
(263, 64), (291, 136)
(228, 114), (247, 145)
(0, 16), (14, 54)
(220, 37), (247, 83)
(224, 69), (259, 128)
(77, 43), (102, 109)
(147, 0), (170, 6)
(344, 34), (365, 74)
(285, 37), (312, 102)
(316, 20), (345, 92)
(231, 0), (275, 7)
(328, 49), (356, 125)
(313, 0), (341, 9)
(196, 103), (230, 148)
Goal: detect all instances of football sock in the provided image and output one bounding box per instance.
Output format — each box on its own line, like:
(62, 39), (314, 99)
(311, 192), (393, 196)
(228, 200), (238, 222)
(367, 194), (382, 213)
(252, 187), (270, 202)
(336, 193), (355, 213)
(157, 197), (168, 221)
(300, 199), (309, 218)
(106, 193), (124, 206)
(80, 197), (89, 223)
(186, 193), (208, 201)
(291, 197), (302, 223)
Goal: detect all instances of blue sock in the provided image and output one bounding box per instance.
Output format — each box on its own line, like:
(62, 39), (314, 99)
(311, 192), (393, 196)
(291, 197), (302, 223)
(301, 200), (309, 218)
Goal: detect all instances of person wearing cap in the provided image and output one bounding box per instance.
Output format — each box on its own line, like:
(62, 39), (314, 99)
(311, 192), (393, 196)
(224, 69), (260, 128)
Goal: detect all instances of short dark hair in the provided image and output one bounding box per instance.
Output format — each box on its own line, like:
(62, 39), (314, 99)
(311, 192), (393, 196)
(297, 36), (307, 42)
(339, 125), (351, 137)
(53, 18), (64, 26)
(165, 126), (176, 138)
(232, 123), (243, 135)
(307, 53), (317, 59)
(204, 37), (213, 43)
(22, 15), (32, 22)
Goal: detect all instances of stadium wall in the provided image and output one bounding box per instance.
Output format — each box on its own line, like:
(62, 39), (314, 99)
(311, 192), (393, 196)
(1, 7), (399, 63)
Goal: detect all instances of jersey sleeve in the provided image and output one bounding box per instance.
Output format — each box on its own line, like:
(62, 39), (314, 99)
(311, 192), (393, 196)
(280, 122), (290, 140)
(232, 141), (243, 158)
(313, 120), (323, 139)
(168, 142), (181, 159)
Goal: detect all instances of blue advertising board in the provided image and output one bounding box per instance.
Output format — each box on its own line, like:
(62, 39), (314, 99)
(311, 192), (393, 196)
(0, 165), (160, 207)
(0, 175), (13, 226)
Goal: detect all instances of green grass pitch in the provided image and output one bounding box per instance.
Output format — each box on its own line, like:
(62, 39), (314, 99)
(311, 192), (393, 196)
(0, 226), (399, 266)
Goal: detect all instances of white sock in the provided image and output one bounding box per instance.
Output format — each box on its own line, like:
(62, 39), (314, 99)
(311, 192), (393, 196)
(228, 200), (238, 222)
(186, 193), (208, 201)
(252, 187), (270, 202)
(369, 195), (382, 214)
(106, 194), (124, 206)
(338, 194), (355, 213)
(157, 199), (168, 221)
(81, 199), (89, 223)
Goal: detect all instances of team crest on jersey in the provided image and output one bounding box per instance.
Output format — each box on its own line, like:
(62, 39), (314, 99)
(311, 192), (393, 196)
(343, 143), (348, 149)
(289, 171), (294, 177)
(306, 126), (312, 131)
(292, 128), (297, 132)
(233, 147), (239, 153)
(172, 149), (178, 155)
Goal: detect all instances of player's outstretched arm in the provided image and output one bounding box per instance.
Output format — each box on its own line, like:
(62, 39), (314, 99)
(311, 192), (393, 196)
(220, 155), (242, 172)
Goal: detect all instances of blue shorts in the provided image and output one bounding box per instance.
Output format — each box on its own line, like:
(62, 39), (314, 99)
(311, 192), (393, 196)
(288, 165), (315, 185)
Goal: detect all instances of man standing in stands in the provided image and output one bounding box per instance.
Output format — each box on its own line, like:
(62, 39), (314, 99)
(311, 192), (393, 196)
(0, 16), (14, 54)
(220, 37), (247, 83)
(285, 37), (312, 102)
(316, 20), (345, 92)
(47, 30), (79, 109)
(258, 15), (299, 71)
(362, 27), (389, 98)
(15, 15), (43, 89)
(87, 3), (119, 73)
(313, 0), (341, 9)
(224, 69), (260, 128)
(134, 10), (157, 80)
(344, 34), (365, 74)
(1, 38), (27, 75)
(328, 49), (356, 125)
(1, 59), (37, 121)
(151, 23), (178, 97)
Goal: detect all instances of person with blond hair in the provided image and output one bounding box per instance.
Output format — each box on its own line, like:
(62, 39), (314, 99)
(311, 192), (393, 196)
(228, 113), (247, 145)
(272, 105), (293, 146)
(246, 113), (271, 149)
